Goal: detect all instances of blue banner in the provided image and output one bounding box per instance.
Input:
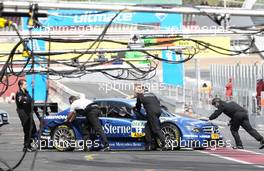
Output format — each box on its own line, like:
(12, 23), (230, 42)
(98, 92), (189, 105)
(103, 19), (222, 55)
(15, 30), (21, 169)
(161, 13), (183, 87)
(162, 51), (184, 86)
(42, 10), (181, 28)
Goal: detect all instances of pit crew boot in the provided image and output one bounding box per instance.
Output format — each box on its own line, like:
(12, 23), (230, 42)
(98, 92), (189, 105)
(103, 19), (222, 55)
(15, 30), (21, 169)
(232, 146), (244, 149)
(23, 146), (36, 152)
(160, 141), (168, 151)
(259, 140), (264, 149)
(101, 145), (110, 152)
(22, 147), (27, 152)
(83, 135), (90, 152)
(145, 146), (152, 151)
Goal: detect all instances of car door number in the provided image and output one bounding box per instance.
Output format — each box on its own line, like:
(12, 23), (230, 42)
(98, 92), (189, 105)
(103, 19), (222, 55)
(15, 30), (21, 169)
(131, 121), (146, 138)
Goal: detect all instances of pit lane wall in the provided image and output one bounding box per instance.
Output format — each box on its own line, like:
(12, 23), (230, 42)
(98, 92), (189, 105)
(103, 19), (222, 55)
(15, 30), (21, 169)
(49, 80), (85, 110)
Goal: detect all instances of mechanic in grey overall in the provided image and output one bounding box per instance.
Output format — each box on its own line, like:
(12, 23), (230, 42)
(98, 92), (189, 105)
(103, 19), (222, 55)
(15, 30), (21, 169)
(15, 79), (37, 152)
(66, 96), (109, 151)
(135, 85), (166, 151)
(209, 98), (264, 149)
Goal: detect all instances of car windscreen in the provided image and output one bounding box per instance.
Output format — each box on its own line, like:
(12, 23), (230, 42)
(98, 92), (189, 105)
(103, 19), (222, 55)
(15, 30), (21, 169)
(97, 101), (133, 119)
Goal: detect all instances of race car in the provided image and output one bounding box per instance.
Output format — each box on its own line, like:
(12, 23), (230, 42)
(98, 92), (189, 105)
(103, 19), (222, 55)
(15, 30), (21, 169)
(40, 98), (223, 151)
(0, 109), (9, 127)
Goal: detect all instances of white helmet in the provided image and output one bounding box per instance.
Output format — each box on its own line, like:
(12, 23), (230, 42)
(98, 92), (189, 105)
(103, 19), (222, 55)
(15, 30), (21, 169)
(257, 75), (263, 81)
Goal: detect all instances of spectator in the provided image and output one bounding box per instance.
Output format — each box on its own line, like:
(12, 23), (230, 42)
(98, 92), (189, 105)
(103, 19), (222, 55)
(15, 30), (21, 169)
(225, 78), (233, 100)
(256, 76), (264, 111)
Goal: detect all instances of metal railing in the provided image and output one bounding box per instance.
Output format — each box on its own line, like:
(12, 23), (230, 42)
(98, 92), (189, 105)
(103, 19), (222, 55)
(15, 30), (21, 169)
(210, 63), (264, 115)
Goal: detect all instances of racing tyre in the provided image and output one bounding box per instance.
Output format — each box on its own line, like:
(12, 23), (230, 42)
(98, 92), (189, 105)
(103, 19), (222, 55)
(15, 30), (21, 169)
(161, 123), (181, 150)
(52, 125), (76, 151)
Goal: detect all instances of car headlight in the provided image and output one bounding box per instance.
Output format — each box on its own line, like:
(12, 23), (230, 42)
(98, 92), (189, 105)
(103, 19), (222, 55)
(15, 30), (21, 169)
(0, 113), (7, 117)
(185, 125), (200, 133)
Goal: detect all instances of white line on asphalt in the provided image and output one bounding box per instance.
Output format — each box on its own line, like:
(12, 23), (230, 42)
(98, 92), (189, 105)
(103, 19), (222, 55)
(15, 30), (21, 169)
(239, 149), (264, 155)
(198, 150), (251, 164)
(198, 150), (264, 169)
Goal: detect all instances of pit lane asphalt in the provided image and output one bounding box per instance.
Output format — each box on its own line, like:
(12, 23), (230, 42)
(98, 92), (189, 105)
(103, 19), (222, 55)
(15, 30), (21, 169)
(63, 81), (264, 152)
(0, 103), (263, 171)
(1, 83), (264, 171)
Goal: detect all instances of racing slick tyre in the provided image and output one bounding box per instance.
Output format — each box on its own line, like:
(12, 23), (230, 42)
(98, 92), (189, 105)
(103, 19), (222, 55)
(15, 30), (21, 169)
(52, 125), (76, 152)
(161, 123), (181, 150)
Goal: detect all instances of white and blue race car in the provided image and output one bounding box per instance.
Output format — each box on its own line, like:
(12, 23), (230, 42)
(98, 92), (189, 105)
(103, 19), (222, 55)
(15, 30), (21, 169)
(0, 109), (9, 127)
(40, 98), (223, 151)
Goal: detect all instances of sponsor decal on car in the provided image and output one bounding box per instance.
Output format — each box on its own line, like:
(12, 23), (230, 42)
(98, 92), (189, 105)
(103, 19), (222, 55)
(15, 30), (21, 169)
(131, 120), (146, 138)
(45, 115), (67, 120)
(103, 123), (131, 134)
(160, 117), (177, 123)
(211, 133), (220, 140)
(183, 135), (199, 138)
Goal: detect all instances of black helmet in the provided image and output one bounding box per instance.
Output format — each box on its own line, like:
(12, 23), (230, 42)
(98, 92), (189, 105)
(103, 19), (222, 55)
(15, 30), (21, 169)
(69, 95), (78, 104)
(211, 98), (222, 106)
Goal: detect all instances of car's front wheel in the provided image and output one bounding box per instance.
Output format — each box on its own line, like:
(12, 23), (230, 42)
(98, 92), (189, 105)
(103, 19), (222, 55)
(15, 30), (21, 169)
(161, 123), (181, 150)
(52, 125), (75, 151)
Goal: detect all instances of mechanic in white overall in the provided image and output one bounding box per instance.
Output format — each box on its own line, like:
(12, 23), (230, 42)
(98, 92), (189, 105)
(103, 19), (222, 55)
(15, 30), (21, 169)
(66, 96), (109, 151)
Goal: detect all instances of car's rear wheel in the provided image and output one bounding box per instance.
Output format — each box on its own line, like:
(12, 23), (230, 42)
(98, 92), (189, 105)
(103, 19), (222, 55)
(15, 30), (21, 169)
(161, 123), (181, 150)
(52, 125), (75, 151)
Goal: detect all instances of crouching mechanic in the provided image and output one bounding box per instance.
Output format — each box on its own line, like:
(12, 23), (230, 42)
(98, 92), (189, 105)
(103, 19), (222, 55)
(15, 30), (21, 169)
(135, 85), (166, 151)
(209, 98), (264, 149)
(66, 96), (110, 151)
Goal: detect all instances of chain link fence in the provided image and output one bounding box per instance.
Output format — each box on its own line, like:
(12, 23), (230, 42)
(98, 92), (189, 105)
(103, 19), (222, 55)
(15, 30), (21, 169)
(210, 63), (264, 114)
(210, 63), (264, 127)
